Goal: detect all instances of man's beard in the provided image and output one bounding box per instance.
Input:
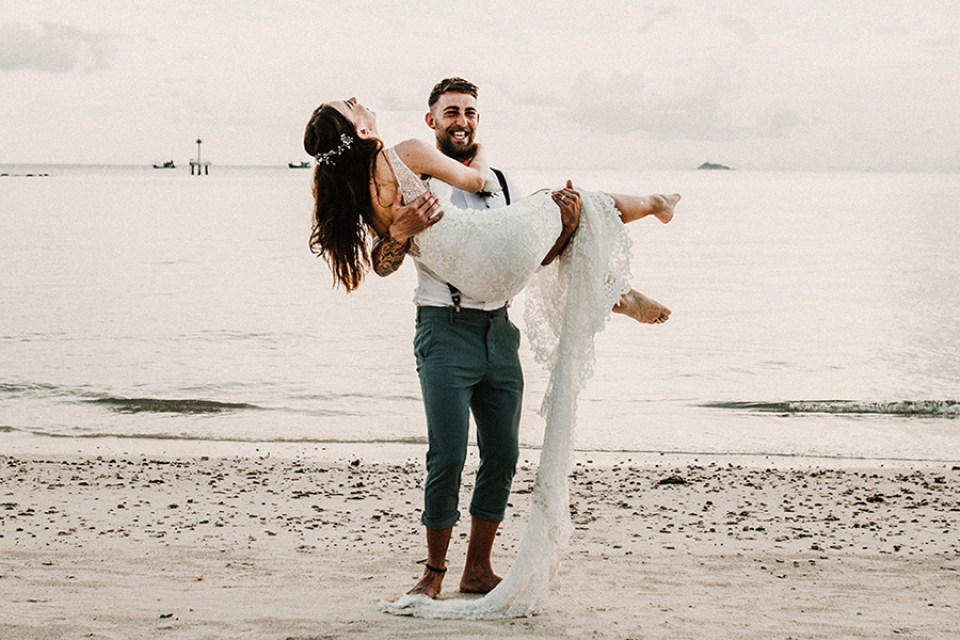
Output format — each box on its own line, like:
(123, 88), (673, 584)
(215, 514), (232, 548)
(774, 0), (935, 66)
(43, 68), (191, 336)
(437, 130), (476, 162)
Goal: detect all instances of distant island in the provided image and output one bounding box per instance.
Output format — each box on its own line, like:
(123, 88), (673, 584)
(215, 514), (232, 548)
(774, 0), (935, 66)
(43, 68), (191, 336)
(697, 161), (733, 170)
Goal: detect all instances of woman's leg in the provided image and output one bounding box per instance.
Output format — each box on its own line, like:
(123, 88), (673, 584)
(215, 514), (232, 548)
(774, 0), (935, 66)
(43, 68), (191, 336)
(609, 192), (680, 224)
(544, 186), (675, 324)
(605, 193), (677, 322)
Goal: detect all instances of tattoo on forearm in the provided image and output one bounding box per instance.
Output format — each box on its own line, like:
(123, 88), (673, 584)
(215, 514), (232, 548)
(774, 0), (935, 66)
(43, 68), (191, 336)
(372, 235), (411, 276)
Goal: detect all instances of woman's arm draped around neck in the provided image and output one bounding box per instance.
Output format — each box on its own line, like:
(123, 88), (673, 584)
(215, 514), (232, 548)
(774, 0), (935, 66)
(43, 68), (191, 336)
(395, 138), (489, 193)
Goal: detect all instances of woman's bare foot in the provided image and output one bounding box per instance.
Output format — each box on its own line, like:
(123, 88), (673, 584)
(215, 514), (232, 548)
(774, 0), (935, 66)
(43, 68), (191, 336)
(648, 193), (680, 224)
(612, 192), (680, 224)
(459, 570), (502, 595)
(613, 289), (671, 324)
(407, 564), (446, 599)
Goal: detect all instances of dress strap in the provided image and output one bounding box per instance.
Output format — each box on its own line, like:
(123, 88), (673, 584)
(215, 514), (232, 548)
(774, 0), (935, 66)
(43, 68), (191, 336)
(385, 147), (430, 203)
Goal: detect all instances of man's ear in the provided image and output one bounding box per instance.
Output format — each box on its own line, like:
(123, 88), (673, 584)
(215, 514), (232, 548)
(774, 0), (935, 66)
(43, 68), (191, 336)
(425, 112), (437, 130)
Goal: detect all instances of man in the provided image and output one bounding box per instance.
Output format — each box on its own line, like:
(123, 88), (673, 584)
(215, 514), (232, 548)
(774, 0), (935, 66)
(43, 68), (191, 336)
(372, 78), (670, 600)
(372, 78), (582, 600)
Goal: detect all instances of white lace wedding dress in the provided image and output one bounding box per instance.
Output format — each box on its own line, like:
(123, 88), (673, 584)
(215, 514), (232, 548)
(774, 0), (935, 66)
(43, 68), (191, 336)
(379, 147), (633, 619)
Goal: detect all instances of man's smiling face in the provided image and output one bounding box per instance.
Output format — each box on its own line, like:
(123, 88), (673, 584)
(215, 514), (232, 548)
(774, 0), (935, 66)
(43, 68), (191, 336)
(426, 92), (479, 162)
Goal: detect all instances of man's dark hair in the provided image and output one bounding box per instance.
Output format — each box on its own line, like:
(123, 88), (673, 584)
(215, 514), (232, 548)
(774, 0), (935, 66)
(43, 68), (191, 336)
(428, 77), (478, 108)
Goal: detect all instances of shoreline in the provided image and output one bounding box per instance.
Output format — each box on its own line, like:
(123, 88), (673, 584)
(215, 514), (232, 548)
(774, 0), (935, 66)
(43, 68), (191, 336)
(2, 431), (954, 470)
(2, 449), (958, 639)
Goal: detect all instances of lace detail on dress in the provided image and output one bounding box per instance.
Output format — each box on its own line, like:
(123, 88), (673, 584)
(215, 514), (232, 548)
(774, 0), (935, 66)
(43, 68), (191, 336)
(385, 146), (561, 302)
(524, 192), (633, 407)
(385, 147), (429, 258)
(386, 146), (431, 202)
(380, 190), (633, 620)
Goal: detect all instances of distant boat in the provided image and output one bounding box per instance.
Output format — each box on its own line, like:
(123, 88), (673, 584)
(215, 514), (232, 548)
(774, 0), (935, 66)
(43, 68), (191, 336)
(153, 160), (176, 169)
(288, 161), (311, 169)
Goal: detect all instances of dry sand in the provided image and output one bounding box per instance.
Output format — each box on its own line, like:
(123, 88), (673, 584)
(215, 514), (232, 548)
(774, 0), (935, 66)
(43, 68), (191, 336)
(2, 449), (958, 639)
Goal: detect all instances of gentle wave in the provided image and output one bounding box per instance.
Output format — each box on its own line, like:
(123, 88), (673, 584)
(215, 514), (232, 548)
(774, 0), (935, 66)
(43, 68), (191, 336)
(0, 382), (63, 395)
(3, 425), (427, 446)
(705, 400), (960, 418)
(1, 383), (417, 411)
(88, 397), (259, 414)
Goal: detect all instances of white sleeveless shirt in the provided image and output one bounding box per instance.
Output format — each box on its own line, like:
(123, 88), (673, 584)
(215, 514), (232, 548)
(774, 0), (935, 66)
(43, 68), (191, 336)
(395, 155), (524, 309)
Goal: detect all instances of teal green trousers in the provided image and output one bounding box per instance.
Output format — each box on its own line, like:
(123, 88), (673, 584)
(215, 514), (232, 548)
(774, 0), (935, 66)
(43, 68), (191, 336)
(414, 305), (523, 530)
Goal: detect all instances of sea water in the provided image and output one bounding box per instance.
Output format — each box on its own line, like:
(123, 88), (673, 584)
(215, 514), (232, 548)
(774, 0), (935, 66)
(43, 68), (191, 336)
(1, 164), (958, 463)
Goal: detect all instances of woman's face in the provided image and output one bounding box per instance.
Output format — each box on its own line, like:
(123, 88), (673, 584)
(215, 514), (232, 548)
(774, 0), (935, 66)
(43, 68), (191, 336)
(330, 97), (378, 138)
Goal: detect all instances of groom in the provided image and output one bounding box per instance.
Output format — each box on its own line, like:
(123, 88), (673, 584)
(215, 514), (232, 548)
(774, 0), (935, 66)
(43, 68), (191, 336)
(371, 78), (581, 599)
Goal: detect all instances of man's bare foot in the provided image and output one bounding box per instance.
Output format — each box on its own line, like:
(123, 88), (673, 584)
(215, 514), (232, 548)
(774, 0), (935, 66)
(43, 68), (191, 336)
(460, 570), (502, 594)
(407, 564), (446, 599)
(648, 193), (680, 224)
(613, 289), (671, 324)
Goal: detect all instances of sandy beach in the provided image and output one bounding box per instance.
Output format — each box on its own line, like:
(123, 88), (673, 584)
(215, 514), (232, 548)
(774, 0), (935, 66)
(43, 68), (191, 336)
(2, 446), (958, 640)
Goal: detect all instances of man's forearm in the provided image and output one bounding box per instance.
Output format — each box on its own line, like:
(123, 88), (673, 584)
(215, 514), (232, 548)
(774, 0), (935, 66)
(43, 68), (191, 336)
(371, 234), (411, 276)
(541, 226), (575, 266)
(543, 183), (581, 265)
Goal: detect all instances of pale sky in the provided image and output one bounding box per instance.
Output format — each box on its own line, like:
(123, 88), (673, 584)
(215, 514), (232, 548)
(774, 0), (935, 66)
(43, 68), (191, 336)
(2, 1), (958, 171)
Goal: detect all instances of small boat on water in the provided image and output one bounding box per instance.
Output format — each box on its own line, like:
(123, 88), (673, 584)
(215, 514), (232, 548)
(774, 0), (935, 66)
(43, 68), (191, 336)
(288, 161), (311, 169)
(153, 160), (176, 169)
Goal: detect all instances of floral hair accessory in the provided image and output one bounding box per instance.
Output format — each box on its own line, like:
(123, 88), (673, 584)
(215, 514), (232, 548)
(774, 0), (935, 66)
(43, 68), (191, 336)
(315, 133), (354, 166)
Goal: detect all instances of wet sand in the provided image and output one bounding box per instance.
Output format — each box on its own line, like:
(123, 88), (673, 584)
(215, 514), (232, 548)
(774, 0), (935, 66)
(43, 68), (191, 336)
(2, 450), (958, 639)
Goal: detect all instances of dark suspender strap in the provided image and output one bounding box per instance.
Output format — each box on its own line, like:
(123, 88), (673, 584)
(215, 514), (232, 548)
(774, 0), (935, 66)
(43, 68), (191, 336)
(445, 169), (508, 312)
(447, 283), (462, 312)
(491, 167), (511, 205)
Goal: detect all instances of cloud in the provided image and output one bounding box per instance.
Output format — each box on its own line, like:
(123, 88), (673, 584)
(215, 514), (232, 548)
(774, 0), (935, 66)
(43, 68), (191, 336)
(564, 71), (646, 131)
(0, 22), (114, 73)
(765, 109), (801, 137)
(561, 68), (803, 143)
(718, 14), (758, 44)
(380, 89), (424, 113)
(636, 5), (677, 34)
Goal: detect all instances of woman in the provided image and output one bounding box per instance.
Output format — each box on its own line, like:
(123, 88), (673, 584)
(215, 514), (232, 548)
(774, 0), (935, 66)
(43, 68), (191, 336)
(304, 98), (677, 317)
(303, 97), (677, 619)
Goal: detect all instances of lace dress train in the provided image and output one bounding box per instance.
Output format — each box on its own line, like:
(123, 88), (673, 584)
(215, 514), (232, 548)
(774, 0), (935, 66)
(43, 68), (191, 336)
(379, 148), (633, 618)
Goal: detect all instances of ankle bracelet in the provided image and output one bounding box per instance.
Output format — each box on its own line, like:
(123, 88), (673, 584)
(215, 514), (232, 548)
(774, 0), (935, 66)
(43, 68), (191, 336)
(425, 563), (447, 574)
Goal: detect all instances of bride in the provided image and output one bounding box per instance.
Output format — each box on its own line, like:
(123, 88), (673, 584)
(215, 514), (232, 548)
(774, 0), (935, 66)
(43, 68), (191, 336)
(305, 98), (676, 304)
(304, 97), (678, 619)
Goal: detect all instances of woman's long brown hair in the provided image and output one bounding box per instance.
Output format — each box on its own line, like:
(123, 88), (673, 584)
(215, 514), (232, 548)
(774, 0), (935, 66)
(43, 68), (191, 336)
(304, 105), (383, 291)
